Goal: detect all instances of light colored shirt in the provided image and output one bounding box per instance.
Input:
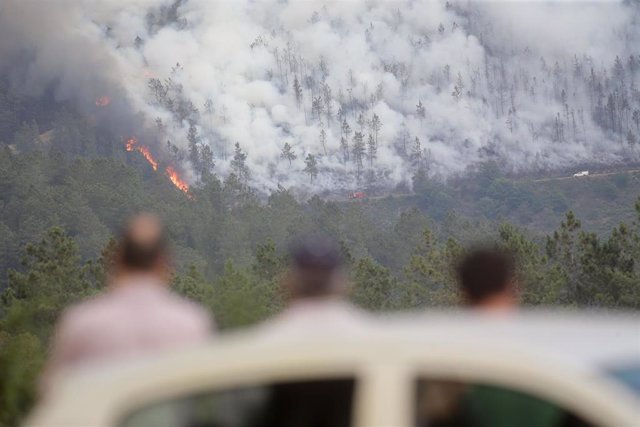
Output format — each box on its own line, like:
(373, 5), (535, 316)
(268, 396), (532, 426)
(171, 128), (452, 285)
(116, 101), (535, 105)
(42, 277), (213, 392)
(256, 298), (372, 340)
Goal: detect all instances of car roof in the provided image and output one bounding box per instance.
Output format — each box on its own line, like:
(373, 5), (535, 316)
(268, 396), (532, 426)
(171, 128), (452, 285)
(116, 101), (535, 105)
(376, 310), (640, 366)
(244, 310), (640, 368)
(38, 310), (640, 397)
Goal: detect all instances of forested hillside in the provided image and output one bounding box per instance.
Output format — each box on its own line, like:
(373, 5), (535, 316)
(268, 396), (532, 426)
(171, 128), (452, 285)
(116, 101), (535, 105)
(1, 80), (640, 426)
(1, 1), (639, 192)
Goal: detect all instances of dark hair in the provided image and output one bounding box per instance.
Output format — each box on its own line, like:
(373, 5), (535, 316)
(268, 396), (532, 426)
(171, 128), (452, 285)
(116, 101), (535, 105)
(456, 248), (515, 304)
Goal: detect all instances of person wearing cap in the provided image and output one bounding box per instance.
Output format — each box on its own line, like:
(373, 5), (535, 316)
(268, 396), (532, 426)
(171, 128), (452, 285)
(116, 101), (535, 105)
(40, 214), (214, 394)
(242, 235), (367, 427)
(258, 234), (370, 337)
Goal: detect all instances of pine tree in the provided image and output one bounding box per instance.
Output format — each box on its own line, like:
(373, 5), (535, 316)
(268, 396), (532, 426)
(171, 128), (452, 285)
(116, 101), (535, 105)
(352, 131), (366, 179)
(411, 137), (423, 168)
(231, 142), (249, 182)
(322, 83), (333, 124)
(395, 124), (410, 157)
(554, 113), (565, 142)
(187, 122), (201, 169)
(293, 76), (302, 108)
(452, 72), (464, 100)
(341, 119), (352, 164)
(367, 134), (377, 168)
(606, 94), (617, 132)
(506, 109), (514, 134)
(370, 113), (382, 145)
(340, 137), (349, 164)
(351, 257), (399, 311)
(280, 142), (296, 166)
(319, 128), (327, 155)
(311, 96), (323, 122)
(200, 144), (215, 175)
(341, 119), (352, 139)
(416, 101), (426, 120)
(356, 114), (365, 131)
(336, 106), (345, 124)
(303, 154), (318, 183)
(613, 55), (625, 84)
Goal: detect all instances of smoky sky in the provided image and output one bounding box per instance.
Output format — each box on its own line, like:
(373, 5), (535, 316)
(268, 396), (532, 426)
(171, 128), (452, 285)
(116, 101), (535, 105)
(1, 0), (638, 192)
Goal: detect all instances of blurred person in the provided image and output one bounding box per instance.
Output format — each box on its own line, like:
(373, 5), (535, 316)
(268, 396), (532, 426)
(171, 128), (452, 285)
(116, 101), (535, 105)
(456, 248), (518, 312)
(246, 235), (368, 427)
(259, 234), (370, 336)
(40, 214), (214, 394)
(417, 248), (570, 427)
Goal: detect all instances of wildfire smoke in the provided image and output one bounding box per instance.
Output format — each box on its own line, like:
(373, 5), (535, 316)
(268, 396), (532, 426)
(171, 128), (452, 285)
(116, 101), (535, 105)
(95, 96), (111, 107)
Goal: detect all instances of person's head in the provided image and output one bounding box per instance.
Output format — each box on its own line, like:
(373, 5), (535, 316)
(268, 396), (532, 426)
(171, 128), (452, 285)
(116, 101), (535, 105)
(113, 214), (169, 282)
(456, 248), (517, 309)
(285, 235), (345, 301)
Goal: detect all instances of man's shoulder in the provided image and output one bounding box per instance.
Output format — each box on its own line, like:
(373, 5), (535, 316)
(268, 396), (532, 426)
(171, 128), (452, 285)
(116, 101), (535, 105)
(59, 290), (212, 337)
(257, 300), (372, 337)
(163, 292), (212, 324)
(56, 293), (117, 336)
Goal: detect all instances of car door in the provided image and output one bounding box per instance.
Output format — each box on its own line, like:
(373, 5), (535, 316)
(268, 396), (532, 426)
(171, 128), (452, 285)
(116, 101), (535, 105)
(409, 349), (640, 427)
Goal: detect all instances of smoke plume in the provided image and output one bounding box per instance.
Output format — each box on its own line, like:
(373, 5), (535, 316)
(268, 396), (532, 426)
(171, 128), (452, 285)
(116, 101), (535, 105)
(1, 0), (639, 192)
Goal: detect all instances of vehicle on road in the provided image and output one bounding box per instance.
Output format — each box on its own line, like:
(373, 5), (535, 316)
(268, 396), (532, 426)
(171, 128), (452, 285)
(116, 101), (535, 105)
(573, 170), (590, 177)
(26, 312), (640, 427)
(348, 191), (367, 199)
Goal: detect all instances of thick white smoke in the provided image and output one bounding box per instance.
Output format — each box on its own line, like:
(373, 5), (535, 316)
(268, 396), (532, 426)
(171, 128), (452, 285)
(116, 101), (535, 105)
(1, 0), (639, 193)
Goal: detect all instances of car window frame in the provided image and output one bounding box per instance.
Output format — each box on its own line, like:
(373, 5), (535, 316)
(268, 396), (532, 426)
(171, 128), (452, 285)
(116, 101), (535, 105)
(407, 345), (640, 427)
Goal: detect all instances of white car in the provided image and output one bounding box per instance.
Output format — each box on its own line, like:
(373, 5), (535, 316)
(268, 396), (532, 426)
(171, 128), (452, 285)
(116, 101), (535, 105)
(573, 171), (590, 177)
(26, 312), (640, 427)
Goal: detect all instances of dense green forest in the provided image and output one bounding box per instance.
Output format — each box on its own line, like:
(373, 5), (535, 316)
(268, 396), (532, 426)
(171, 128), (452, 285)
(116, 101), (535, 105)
(1, 83), (640, 426)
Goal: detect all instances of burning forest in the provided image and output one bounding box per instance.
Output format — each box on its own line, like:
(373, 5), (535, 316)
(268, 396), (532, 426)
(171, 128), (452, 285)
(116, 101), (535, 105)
(1, 1), (639, 194)
(125, 137), (190, 195)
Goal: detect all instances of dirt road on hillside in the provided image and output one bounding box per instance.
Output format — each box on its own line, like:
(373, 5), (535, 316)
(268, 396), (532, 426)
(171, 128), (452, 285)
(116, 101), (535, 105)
(334, 168), (640, 202)
(531, 168), (640, 183)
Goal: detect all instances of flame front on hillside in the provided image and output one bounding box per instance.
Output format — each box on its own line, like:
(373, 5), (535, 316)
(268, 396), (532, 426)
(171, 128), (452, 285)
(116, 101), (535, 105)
(124, 137), (190, 195)
(125, 137), (158, 171)
(166, 166), (190, 193)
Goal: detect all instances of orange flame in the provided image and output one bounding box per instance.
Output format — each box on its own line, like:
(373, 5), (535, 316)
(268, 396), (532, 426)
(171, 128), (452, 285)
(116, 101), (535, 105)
(138, 146), (158, 171)
(125, 136), (137, 151)
(166, 166), (190, 193)
(125, 137), (157, 171)
(124, 136), (191, 196)
(95, 96), (111, 107)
